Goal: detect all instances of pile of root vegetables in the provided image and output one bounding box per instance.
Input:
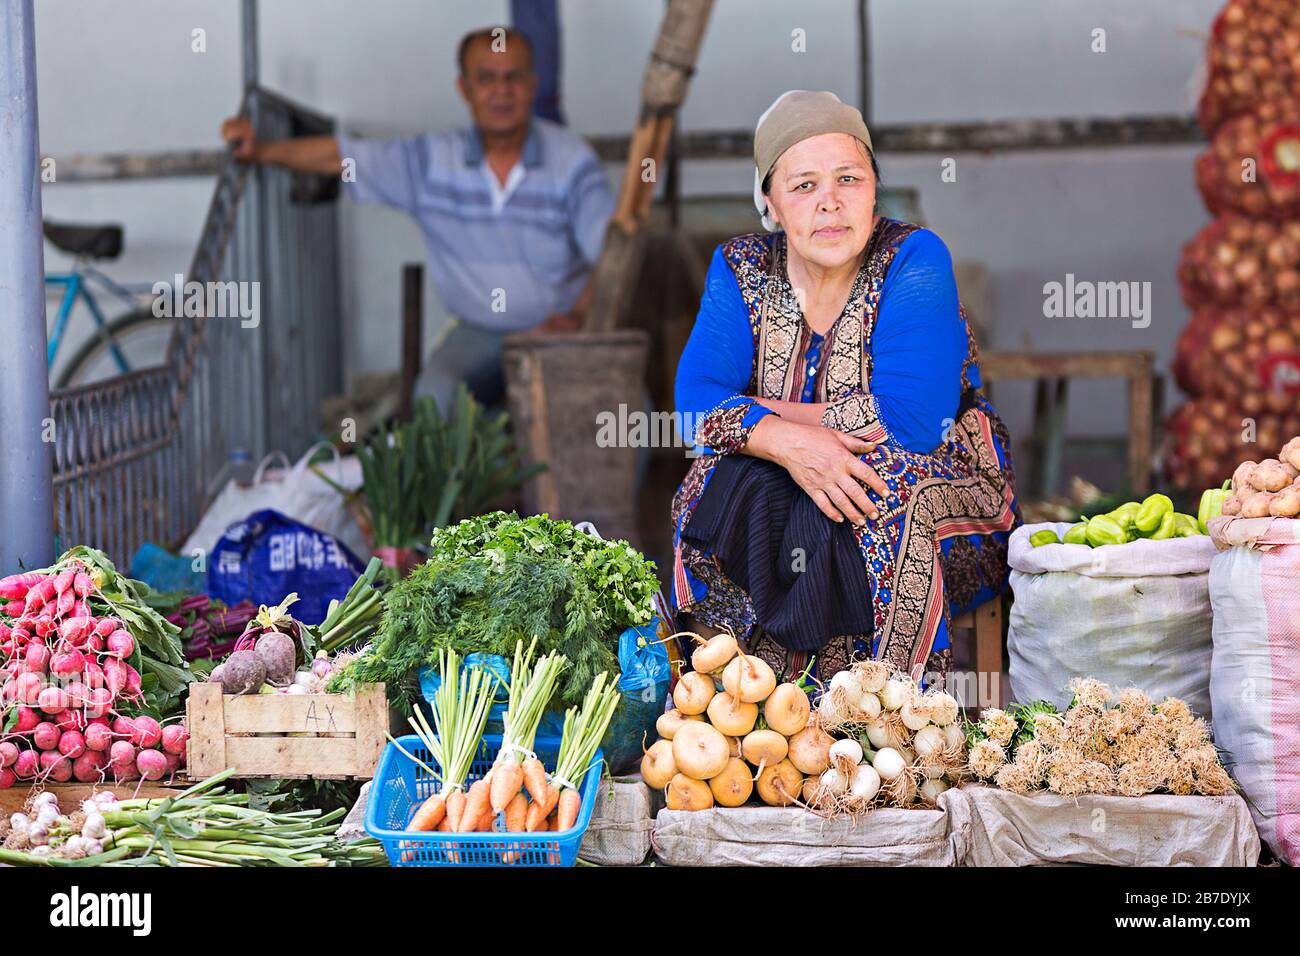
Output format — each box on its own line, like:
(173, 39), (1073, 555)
(1216, 437), (1300, 517)
(803, 662), (967, 812)
(642, 633), (822, 811)
(399, 641), (618, 842)
(643, 634), (969, 814)
(0, 549), (192, 790)
(1169, 2), (1300, 491)
(968, 679), (1235, 798)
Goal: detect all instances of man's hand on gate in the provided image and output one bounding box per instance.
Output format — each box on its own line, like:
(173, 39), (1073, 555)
(222, 116), (258, 162)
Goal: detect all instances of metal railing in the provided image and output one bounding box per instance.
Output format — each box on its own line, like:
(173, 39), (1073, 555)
(49, 87), (343, 566)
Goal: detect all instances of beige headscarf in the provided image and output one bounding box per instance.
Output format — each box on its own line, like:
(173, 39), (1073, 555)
(752, 90), (874, 232)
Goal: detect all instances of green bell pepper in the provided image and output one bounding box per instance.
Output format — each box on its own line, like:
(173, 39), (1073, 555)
(1172, 513), (1200, 537)
(1149, 511), (1177, 540)
(1085, 514), (1127, 547)
(1030, 529), (1061, 547)
(1197, 480), (1233, 534)
(1062, 522), (1089, 545)
(1135, 493), (1174, 534)
(1107, 508), (1136, 534)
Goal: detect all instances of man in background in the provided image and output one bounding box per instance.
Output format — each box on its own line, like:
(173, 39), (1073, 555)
(221, 26), (613, 407)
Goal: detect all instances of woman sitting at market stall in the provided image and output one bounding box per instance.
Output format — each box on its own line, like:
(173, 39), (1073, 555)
(672, 90), (1020, 684)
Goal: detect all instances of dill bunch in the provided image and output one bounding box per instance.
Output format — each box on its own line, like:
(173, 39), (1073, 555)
(330, 554), (620, 709)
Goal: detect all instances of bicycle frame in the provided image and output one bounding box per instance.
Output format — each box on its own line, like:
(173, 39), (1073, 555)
(45, 261), (145, 373)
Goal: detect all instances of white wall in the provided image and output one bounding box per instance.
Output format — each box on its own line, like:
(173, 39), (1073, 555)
(34, 0), (1223, 469)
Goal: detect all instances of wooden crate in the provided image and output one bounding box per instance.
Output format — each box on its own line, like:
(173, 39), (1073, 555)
(185, 683), (387, 780)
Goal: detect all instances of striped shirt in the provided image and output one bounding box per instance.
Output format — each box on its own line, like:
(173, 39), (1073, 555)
(337, 119), (613, 333)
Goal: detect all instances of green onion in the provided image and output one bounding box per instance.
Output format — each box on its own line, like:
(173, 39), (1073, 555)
(553, 670), (621, 793)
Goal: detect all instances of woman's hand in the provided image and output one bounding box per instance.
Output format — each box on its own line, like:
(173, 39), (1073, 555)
(748, 418), (889, 525)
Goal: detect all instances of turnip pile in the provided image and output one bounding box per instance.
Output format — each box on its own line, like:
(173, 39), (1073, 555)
(0, 769), (386, 866)
(967, 678), (1237, 798)
(804, 662), (966, 813)
(644, 631), (827, 812)
(0, 548), (192, 789)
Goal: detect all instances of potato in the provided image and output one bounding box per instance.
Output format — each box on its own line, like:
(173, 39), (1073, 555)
(1270, 487), (1300, 518)
(1222, 494), (1243, 516)
(1253, 458), (1293, 492)
(1232, 460), (1259, 494)
(1241, 491), (1277, 518)
(1281, 437), (1300, 472)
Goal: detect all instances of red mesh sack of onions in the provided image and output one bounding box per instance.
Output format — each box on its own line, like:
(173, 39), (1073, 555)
(1178, 216), (1300, 311)
(1173, 306), (1300, 405)
(1199, 0), (1300, 135)
(1163, 396), (1300, 490)
(1196, 101), (1300, 219)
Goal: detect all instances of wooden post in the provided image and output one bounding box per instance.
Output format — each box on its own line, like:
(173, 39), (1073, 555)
(399, 263), (423, 421)
(586, 0), (715, 332)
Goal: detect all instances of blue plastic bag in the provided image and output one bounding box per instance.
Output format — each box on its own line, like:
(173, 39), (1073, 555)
(208, 509), (365, 625)
(130, 542), (207, 595)
(602, 617), (671, 773)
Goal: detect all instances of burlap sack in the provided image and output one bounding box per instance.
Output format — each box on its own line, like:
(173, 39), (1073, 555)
(954, 784), (1259, 867)
(579, 776), (657, 866)
(652, 793), (970, 866)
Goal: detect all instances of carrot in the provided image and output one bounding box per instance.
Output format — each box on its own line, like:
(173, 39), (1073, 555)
(505, 792), (528, 832)
(490, 759), (524, 813)
(459, 777), (492, 833)
(436, 816), (450, 831)
(525, 783), (560, 831)
(521, 756), (548, 803)
(444, 789), (467, 833)
(556, 787), (582, 832)
(408, 793), (446, 832)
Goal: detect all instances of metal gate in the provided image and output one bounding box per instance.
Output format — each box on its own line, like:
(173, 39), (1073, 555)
(49, 88), (343, 566)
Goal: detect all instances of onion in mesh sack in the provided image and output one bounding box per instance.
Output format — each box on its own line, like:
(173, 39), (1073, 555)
(1199, 0), (1300, 135)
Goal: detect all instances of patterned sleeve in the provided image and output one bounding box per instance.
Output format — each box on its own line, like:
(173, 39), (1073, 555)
(821, 390), (892, 445)
(675, 247), (773, 456)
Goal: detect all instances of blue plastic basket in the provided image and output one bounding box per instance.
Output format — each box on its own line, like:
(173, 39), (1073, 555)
(365, 733), (602, 867)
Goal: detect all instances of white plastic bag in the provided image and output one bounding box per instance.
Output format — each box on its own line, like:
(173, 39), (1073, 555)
(182, 442), (366, 560)
(1207, 514), (1300, 865)
(1007, 522), (1216, 717)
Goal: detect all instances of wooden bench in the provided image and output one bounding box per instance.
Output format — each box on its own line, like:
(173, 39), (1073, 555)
(979, 350), (1157, 497)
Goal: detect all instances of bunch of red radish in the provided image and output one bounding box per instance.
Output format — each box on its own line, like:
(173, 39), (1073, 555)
(0, 564), (188, 789)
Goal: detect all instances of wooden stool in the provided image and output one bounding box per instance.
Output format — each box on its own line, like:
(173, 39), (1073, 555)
(952, 596), (1004, 686)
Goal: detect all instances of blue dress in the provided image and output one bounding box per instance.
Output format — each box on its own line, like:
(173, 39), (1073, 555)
(671, 218), (1020, 682)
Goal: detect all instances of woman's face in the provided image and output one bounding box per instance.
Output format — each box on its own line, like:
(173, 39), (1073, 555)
(765, 133), (877, 271)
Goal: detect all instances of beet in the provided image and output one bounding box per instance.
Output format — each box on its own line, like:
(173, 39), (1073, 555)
(218, 650), (266, 694)
(254, 632), (296, 686)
